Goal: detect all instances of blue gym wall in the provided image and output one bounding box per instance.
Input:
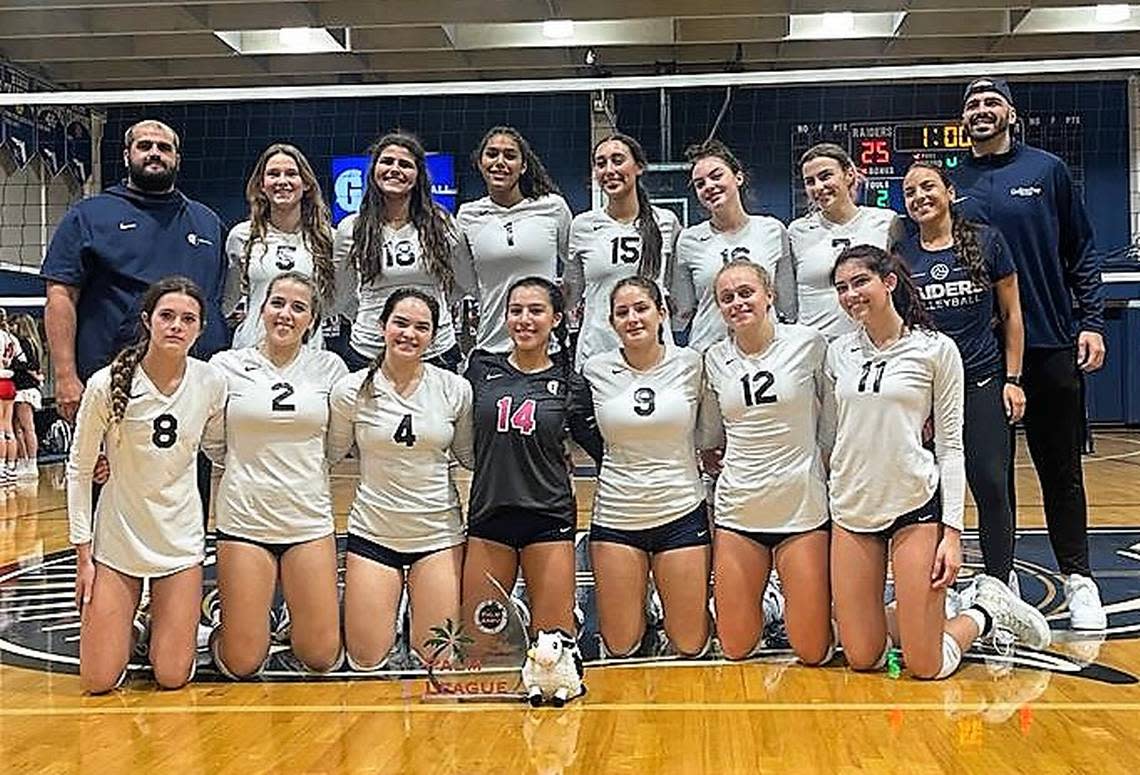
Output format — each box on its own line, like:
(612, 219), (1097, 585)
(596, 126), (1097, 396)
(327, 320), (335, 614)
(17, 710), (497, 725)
(7, 78), (1133, 421)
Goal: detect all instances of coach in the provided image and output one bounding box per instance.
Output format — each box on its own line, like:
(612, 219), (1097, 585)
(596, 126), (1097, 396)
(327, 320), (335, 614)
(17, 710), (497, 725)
(953, 76), (1106, 630)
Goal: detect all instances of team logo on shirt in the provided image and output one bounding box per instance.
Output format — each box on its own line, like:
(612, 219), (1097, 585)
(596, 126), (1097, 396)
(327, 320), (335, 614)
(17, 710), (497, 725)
(186, 233), (213, 247)
(831, 238), (852, 250)
(274, 245), (297, 270)
(546, 380), (561, 396)
(1009, 186), (1043, 198)
(930, 263), (951, 281)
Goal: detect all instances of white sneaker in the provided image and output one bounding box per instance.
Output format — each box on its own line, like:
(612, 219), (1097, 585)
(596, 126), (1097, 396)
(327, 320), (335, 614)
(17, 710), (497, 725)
(1008, 569), (1021, 599)
(1065, 574), (1107, 630)
(972, 574), (1052, 650)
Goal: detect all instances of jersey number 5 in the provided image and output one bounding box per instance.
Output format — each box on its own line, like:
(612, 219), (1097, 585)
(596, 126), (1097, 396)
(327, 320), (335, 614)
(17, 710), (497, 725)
(858, 361), (887, 394)
(495, 396), (537, 435)
(152, 413), (178, 448)
(740, 371), (776, 407)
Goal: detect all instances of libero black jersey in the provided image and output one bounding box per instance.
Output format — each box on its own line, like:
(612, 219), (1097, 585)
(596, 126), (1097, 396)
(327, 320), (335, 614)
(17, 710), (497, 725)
(465, 351), (601, 526)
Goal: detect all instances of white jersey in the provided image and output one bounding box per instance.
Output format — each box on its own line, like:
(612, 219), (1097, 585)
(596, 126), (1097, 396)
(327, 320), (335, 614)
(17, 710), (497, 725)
(332, 214), (468, 361)
(788, 206), (901, 341)
(223, 220), (330, 349)
(0, 330), (26, 379)
(581, 346), (706, 530)
(671, 215), (795, 353)
(66, 359), (227, 577)
(205, 347), (348, 544)
(565, 205), (682, 369)
(699, 324), (829, 534)
(456, 194), (572, 353)
(823, 327), (965, 532)
(328, 363), (474, 553)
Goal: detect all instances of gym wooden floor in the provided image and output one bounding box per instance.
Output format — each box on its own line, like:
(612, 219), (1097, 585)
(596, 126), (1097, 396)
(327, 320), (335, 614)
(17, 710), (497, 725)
(3, 432), (1140, 774)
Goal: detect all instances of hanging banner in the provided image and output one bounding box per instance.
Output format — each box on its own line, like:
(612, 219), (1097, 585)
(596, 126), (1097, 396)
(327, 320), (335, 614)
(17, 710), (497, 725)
(0, 66), (36, 169)
(37, 107), (66, 177)
(65, 108), (93, 184)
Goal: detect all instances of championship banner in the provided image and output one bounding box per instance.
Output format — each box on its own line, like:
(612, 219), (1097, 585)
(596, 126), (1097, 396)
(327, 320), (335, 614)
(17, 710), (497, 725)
(64, 108), (92, 184)
(36, 107), (66, 177)
(0, 65), (36, 170)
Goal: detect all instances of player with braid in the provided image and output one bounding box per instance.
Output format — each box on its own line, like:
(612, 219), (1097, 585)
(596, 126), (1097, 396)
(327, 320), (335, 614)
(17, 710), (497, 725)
(224, 143), (336, 349)
(564, 133), (681, 369)
(897, 161), (1026, 593)
(67, 276), (227, 693)
(327, 287), (473, 670)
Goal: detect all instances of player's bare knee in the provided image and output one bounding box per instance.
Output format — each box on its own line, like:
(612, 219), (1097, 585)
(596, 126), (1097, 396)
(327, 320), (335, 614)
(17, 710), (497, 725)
(152, 657), (194, 690)
(80, 665), (124, 695)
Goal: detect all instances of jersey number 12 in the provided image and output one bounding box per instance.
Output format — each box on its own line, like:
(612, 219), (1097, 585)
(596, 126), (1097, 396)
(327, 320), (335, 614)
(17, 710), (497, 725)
(740, 371), (776, 406)
(495, 396), (537, 435)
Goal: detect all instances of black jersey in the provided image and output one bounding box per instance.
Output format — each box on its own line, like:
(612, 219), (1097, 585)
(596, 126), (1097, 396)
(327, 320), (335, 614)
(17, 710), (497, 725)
(465, 351), (600, 526)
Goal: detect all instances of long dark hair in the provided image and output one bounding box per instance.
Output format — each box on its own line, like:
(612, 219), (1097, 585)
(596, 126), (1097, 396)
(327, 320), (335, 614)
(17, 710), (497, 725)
(350, 131), (458, 291)
(594, 133), (662, 281)
(831, 245), (932, 331)
(506, 276), (571, 379)
(109, 276), (206, 425)
(609, 275), (667, 344)
(357, 287), (440, 401)
(907, 161), (990, 289)
(241, 143), (335, 307)
(473, 126), (560, 200)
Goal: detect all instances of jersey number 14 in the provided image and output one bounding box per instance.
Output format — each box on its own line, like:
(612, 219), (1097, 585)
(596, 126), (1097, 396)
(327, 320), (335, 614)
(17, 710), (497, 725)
(495, 396), (537, 435)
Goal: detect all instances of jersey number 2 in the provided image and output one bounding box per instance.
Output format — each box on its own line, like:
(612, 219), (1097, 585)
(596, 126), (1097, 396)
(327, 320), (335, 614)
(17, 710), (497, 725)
(271, 382), (296, 412)
(393, 413), (417, 447)
(495, 396), (537, 435)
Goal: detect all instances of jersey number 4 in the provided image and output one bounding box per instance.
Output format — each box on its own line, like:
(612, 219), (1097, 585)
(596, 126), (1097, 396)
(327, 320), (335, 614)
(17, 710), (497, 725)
(495, 396), (537, 435)
(393, 413), (417, 447)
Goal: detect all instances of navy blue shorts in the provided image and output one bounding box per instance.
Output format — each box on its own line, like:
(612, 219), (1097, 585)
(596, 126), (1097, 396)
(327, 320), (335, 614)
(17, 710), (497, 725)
(719, 521), (830, 550)
(467, 509), (575, 550)
(873, 491), (942, 541)
(590, 502), (711, 554)
(346, 533), (454, 569)
(215, 530), (311, 561)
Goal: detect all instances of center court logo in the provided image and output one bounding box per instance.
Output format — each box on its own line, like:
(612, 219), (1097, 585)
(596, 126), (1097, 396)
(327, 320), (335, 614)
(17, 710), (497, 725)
(2, 531), (1137, 684)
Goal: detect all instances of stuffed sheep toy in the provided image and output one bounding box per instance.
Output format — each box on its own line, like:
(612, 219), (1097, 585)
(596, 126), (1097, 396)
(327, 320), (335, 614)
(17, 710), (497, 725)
(522, 629), (585, 707)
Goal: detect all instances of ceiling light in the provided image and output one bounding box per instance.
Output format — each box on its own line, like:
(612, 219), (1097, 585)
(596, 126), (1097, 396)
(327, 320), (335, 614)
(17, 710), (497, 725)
(1095, 4), (1131, 23)
(279, 27), (315, 47)
(822, 12), (856, 36)
(215, 27), (350, 54)
(542, 19), (575, 39)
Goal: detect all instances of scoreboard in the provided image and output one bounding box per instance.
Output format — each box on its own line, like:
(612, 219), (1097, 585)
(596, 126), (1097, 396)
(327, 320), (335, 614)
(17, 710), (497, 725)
(790, 114), (1084, 218)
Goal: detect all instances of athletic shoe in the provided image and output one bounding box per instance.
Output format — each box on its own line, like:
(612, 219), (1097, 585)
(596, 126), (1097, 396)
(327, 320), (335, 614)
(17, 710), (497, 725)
(132, 604), (151, 658)
(270, 601), (292, 644)
(1065, 574), (1107, 630)
(1008, 569), (1021, 600)
(646, 581), (664, 629)
(761, 574), (788, 649)
(945, 586), (964, 620)
(200, 588), (221, 628)
(972, 574), (1052, 650)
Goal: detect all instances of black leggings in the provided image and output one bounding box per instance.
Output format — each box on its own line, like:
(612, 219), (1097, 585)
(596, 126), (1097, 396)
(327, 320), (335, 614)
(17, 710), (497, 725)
(964, 375), (1015, 580)
(1014, 346), (1090, 577)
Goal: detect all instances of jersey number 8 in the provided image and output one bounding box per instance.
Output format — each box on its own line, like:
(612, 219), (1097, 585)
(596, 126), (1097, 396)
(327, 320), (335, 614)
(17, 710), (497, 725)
(152, 413), (178, 448)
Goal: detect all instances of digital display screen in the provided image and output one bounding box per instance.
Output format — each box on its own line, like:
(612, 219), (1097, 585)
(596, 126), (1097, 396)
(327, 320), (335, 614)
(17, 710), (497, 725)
(894, 122), (973, 152)
(330, 152), (457, 224)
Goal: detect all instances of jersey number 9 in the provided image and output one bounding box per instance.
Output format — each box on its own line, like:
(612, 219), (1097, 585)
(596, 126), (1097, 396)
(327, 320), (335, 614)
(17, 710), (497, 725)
(633, 387), (656, 416)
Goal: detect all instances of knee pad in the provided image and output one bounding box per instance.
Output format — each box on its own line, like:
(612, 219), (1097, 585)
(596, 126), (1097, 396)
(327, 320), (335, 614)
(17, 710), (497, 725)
(935, 633), (963, 680)
(599, 633), (643, 660)
(870, 635), (894, 670)
(345, 650), (390, 672)
(681, 633), (713, 660)
(113, 665), (130, 691)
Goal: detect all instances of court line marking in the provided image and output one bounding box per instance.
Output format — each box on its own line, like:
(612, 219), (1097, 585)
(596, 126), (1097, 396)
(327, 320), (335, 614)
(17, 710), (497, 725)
(3, 701), (1140, 717)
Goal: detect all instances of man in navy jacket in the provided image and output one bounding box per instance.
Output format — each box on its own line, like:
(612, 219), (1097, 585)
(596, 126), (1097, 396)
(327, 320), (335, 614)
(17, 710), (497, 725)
(953, 77), (1106, 630)
(42, 119), (228, 421)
